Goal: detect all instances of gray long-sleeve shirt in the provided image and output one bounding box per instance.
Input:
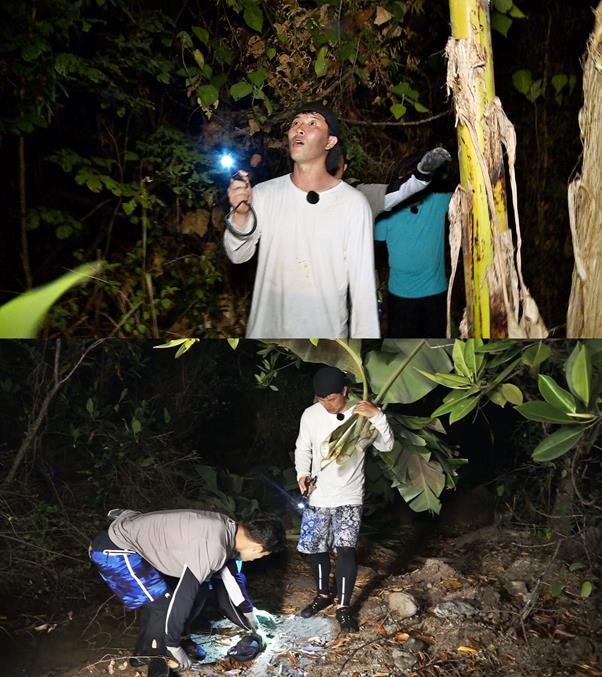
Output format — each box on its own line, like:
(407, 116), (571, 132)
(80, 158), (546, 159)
(109, 509), (237, 586)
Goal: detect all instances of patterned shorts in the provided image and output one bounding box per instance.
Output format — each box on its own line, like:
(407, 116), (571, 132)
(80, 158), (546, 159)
(297, 505), (363, 554)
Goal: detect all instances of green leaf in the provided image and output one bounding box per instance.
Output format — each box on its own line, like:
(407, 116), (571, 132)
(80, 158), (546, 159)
(492, 12), (513, 37)
(397, 451), (445, 514)
(551, 73), (568, 94)
(415, 370), (472, 388)
(516, 401), (574, 424)
(501, 383), (523, 405)
(448, 395), (480, 424)
(391, 81), (418, 100)
(56, 224), (73, 239)
(527, 79), (544, 103)
(413, 102), (429, 113)
(192, 26), (209, 45)
(464, 339), (481, 375)
(86, 398), (94, 415)
(198, 83), (219, 107)
(230, 80), (253, 101)
(580, 581), (593, 598)
(494, 0), (513, 12)
(521, 341), (551, 368)
(549, 581), (563, 597)
(532, 426), (585, 463)
(243, 0), (264, 32)
(0, 262), (102, 338)
(568, 562), (586, 573)
(452, 340), (471, 379)
(309, 338), (319, 346)
(432, 386), (480, 417)
(140, 457), (155, 467)
(487, 386), (507, 407)
(227, 338), (240, 349)
(272, 339), (363, 383)
(538, 374), (577, 413)
(512, 69), (532, 95)
(247, 69), (267, 87)
(390, 103), (407, 120)
(314, 46), (329, 77)
(131, 418), (142, 435)
(509, 4), (526, 18)
(192, 49), (204, 68)
(566, 343), (592, 407)
(163, 408), (171, 424)
(366, 341), (453, 404)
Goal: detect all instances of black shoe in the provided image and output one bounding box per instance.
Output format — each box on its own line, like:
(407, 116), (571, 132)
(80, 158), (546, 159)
(130, 655), (152, 668)
(300, 594), (334, 618)
(336, 606), (359, 633)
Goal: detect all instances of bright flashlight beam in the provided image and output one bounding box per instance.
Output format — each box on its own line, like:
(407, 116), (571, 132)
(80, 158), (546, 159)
(220, 153), (234, 169)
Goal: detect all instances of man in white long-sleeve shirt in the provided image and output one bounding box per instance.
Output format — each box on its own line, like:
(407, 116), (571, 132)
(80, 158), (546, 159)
(294, 366), (394, 632)
(223, 102), (379, 339)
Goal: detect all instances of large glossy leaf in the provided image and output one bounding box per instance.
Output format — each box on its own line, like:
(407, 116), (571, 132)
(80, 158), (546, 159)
(396, 451), (446, 514)
(271, 340), (363, 382)
(566, 343), (592, 407)
(0, 262), (102, 338)
(532, 426), (586, 462)
(516, 401), (575, 424)
(365, 340), (452, 404)
(538, 374), (577, 413)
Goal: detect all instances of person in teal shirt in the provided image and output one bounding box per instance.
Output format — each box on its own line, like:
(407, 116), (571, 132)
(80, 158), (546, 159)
(375, 182), (452, 337)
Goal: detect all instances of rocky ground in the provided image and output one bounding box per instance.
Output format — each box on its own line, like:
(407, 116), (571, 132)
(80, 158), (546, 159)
(2, 524), (600, 677)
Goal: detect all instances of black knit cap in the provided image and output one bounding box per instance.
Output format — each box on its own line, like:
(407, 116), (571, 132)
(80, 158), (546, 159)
(294, 101), (341, 138)
(313, 366), (348, 397)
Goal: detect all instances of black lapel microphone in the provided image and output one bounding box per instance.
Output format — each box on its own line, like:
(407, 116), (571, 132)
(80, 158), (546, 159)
(336, 412), (344, 421)
(306, 191), (320, 204)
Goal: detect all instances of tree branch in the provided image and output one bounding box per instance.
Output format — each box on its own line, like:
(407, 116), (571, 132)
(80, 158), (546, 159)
(1, 339), (105, 489)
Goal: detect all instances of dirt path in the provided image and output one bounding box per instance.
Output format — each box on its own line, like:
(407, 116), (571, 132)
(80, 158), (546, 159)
(3, 526), (600, 677)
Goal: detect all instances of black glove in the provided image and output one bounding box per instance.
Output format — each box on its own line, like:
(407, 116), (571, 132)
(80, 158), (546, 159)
(416, 147), (452, 175)
(226, 633), (263, 662)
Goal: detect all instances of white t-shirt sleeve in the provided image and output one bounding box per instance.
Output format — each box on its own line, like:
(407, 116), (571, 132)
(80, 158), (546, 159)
(369, 410), (394, 452)
(346, 195), (380, 338)
(383, 174), (430, 212)
(294, 410), (314, 480)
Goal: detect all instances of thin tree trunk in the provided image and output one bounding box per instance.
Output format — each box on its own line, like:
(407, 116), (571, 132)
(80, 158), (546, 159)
(567, 2), (602, 337)
(446, 0), (547, 338)
(18, 135), (33, 290)
(1, 339), (104, 489)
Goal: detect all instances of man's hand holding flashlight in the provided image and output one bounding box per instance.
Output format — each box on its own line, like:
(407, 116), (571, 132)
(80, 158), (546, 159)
(227, 170), (252, 224)
(298, 475), (317, 496)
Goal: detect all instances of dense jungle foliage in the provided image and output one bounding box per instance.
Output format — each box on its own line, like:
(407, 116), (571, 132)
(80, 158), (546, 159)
(0, 0), (595, 336)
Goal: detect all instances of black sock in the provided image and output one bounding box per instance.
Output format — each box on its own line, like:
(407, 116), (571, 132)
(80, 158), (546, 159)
(335, 547), (357, 607)
(309, 552), (330, 595)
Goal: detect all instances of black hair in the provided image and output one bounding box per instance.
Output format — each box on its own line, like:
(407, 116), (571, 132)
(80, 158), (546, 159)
(242, 513), (286, 553)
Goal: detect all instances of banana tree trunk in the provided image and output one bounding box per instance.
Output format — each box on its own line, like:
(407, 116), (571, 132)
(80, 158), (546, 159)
(567, 2), (602, 337)
(446, 0), (547, 339)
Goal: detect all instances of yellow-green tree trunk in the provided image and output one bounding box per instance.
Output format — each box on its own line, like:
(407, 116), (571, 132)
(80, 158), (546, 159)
(567, 2), (602, 337)
(446, 0), (547, 338)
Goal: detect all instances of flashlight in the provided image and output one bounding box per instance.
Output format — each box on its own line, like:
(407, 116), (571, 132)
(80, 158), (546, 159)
(220, 152), (235, 170)
(297, 476), (317, 511)
(223, 154), (257, 237)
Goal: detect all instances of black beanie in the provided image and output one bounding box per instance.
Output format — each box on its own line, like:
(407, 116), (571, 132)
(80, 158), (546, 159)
(313, 366), (348, 397)
(294, 102), (341, 138)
